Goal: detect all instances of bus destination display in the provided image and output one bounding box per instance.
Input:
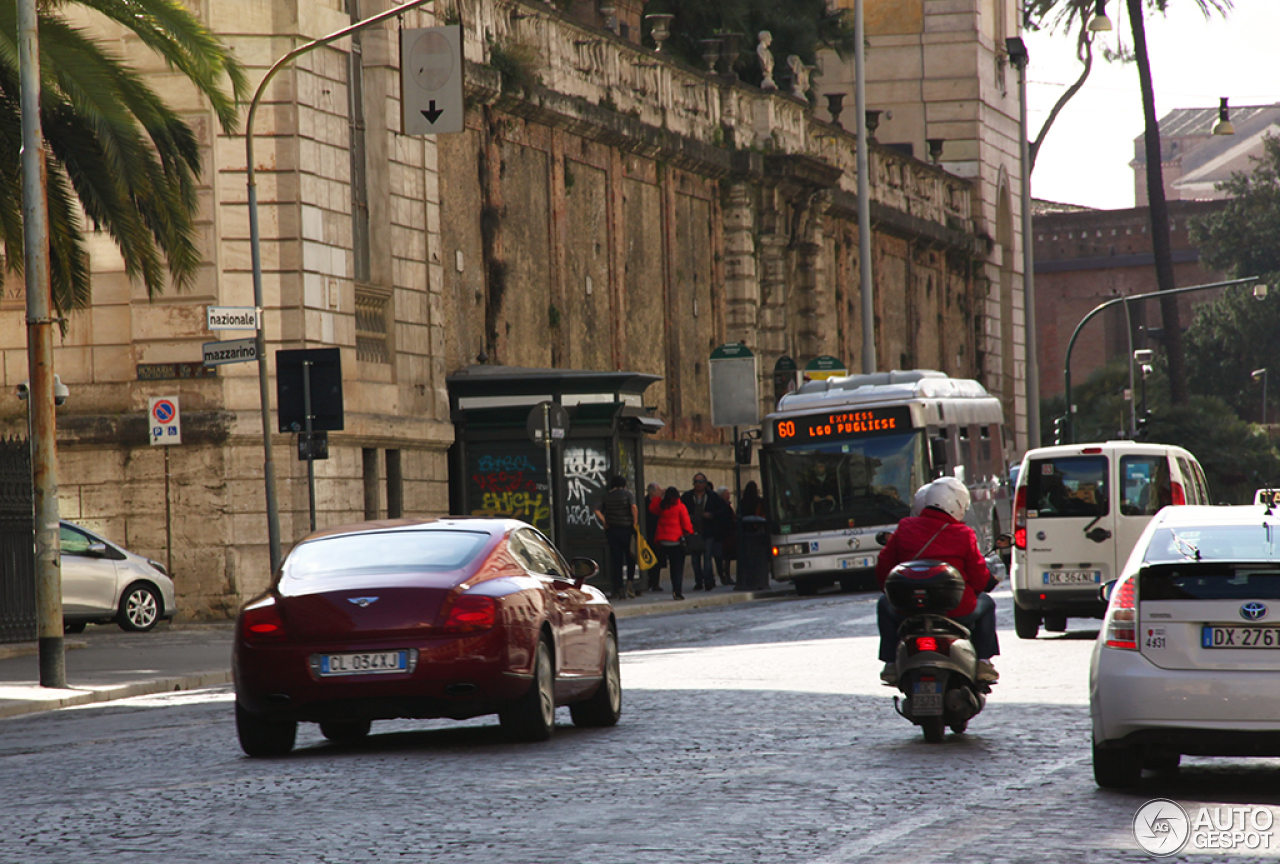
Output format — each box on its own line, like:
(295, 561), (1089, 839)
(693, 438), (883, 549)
(773, 405), (913, 444)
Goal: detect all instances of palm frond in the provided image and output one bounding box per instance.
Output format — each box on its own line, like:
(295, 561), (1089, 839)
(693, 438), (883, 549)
(48, 0), (247, 132)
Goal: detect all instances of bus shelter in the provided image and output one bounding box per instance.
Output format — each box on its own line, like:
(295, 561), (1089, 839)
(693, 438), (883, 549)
(446, 366), (663, 576)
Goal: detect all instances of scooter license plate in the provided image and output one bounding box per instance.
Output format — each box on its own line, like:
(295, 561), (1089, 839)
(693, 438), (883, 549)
(912, 680), (943, 716)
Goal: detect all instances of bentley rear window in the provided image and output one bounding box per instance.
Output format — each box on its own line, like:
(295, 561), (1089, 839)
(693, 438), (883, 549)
(284, 530), (490, 580)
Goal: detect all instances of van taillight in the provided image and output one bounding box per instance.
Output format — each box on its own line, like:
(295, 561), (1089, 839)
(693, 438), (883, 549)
(1104, 578), (1138, 650)
(1013, 486), (1027, 549)
(1171, 481), (1186, 506)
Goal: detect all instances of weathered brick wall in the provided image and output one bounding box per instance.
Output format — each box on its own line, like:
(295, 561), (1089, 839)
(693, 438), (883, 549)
(0, 0), (1001, 620)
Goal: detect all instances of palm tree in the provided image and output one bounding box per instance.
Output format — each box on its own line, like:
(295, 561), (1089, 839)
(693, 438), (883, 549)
(0, 0), (247, 315)
(1025, 0), (1232, 405)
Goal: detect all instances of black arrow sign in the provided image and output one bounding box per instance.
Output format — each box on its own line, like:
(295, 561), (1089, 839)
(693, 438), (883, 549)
(422, 100), (444, 124)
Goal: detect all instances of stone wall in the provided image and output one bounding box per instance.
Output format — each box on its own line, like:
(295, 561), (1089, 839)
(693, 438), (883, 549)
(0, 0), (996, 620)
(443, 0), (984, 437)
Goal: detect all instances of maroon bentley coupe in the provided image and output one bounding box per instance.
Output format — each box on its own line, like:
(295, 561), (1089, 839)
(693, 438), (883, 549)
(233, 517), (620, 756)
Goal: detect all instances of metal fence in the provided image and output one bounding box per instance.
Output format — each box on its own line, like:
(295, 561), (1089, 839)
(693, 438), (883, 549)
(0, 437), (35, 643)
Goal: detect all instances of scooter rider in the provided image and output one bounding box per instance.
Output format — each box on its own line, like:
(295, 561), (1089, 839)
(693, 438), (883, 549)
(875, 477), (1000, 685)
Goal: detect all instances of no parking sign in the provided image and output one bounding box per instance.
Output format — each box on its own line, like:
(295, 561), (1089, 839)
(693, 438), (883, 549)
(149, 396), (181, 446)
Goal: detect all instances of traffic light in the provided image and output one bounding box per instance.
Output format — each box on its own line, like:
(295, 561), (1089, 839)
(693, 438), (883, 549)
(735, 436), (753, 465)
(1135, 410), (1151, 442)
(1052, 415), (1066, 445)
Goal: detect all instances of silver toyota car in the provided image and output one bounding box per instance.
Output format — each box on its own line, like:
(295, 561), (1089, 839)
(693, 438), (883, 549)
(60, 521), (177, 633)
(1091, 505), (1280, 787)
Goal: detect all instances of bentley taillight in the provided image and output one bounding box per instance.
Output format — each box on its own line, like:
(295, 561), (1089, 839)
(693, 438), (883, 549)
(241, 597), (285, 641)
(440, 595), (496, 633)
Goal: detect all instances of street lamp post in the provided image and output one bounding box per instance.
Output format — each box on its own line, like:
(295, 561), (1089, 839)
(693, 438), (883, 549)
(245, 0), (434, 573)
(1006, 36), (1038, 451)
(1063, 277), (1264, 444)
(1253, 368), (1268, 427)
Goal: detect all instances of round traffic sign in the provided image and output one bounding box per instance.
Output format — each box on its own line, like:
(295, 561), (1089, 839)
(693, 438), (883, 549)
(152, 399), (177, 424)
(408, 30), (455, 90)
(526, 402), (570, 445)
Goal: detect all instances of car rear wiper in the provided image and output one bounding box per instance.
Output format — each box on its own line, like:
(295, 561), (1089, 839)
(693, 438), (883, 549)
(1170, 532), (1202, 561)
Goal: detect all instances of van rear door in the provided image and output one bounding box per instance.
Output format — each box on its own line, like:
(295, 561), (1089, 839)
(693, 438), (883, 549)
(1116, 453), (1174, 572)
(1024, 453), (1112, 595)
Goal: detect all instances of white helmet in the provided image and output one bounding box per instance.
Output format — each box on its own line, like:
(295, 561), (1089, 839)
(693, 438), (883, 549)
(918, 476), (970, 521)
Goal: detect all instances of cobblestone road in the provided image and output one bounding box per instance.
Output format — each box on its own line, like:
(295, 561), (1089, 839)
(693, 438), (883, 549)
(2, 588), (1278, 863)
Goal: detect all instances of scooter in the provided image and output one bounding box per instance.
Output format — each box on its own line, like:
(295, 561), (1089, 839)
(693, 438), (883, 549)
(876, 533), (1011, 743)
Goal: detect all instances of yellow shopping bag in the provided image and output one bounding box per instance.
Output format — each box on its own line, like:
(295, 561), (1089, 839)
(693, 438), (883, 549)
(635, 526), (658, 570)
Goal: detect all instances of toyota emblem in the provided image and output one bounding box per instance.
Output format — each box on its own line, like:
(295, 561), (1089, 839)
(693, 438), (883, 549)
(1240, 602), (1268, 621)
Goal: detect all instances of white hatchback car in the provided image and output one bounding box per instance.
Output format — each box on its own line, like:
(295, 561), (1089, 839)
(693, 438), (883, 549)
(61, 521), (177, 633)
(1090, 505), (1280, 787)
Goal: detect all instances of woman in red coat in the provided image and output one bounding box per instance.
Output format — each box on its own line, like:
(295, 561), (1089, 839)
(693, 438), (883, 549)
(874, 477), (1000, 685)
(650, 486), (694, 600)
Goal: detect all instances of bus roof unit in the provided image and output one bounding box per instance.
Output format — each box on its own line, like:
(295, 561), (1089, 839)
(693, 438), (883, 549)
(778, 369), (995, 413)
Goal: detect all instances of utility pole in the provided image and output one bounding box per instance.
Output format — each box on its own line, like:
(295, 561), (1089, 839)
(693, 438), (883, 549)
(855, 0), (876, 374)
(18, 0), (65, 687)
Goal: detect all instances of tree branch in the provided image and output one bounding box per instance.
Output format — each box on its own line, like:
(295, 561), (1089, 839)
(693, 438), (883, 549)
(1029, 18), (1095, 173)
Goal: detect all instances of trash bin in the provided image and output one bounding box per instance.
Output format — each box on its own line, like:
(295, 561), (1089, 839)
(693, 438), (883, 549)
(736, 516), (771, 590)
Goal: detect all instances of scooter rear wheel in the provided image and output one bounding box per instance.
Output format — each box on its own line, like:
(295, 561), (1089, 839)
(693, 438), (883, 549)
(921, 716), (945, 743)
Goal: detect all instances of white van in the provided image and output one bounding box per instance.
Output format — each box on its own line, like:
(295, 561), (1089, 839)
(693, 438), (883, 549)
(1010, 441), (1210, 639)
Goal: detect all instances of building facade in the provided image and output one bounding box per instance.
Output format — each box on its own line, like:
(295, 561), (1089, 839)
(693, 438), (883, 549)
(816, 0), (1029, 442)
(0, 0), (1026, 619)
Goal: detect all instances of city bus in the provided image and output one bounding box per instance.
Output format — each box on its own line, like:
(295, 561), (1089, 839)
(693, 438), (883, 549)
(759, 370), (1009, 596)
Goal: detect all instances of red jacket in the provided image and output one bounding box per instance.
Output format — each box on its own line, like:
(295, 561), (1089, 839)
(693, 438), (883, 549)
(649, 497), (694, 543)
(874, 507), (991, 617)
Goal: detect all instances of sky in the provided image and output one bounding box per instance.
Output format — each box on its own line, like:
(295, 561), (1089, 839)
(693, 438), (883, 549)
(1023, 0), (1280, 211)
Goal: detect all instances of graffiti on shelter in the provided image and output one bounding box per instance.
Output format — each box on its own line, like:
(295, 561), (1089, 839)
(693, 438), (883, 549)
(564, 445), (608, 527)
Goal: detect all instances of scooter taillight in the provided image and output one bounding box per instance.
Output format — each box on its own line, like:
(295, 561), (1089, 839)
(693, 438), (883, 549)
(909, 635), (953, 656)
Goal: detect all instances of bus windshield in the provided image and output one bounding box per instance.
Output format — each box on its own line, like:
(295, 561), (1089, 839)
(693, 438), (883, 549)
(764, 430), (926, 535)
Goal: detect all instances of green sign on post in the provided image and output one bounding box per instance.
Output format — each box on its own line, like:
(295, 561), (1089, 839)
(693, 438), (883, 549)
(804, 355), (848, 381)
(709, 343), (758, 427)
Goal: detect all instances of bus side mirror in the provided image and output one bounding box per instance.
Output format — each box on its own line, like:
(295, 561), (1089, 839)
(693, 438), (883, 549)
(930, 437), (948, 469)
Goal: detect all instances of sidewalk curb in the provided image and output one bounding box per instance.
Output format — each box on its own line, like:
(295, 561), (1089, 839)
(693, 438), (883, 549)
(613, 587), (789, 619)
(0, 587), (792, 720)
(0, 670), (233, 720)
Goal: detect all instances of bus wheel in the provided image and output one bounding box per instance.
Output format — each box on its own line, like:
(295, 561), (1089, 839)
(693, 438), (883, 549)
(795, 578), (820, 596)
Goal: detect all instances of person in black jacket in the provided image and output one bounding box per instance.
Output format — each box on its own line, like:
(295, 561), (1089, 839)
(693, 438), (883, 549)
(681, 473), (729, 591)
(594, 475), (638, 599)
(713, 486), (736, 586)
